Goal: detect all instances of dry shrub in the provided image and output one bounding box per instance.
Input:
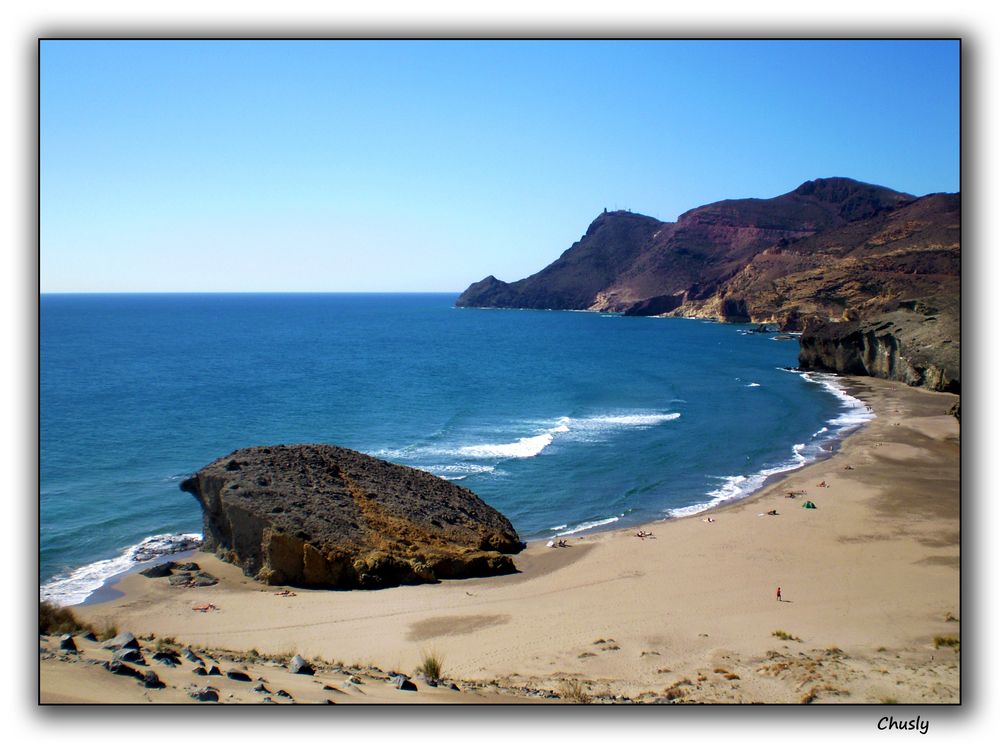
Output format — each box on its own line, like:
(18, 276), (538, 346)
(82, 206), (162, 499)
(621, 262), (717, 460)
(559, 678), (591, 703)
(933, 636), (960, 651)
(771, 629), (801, 642)
(39, 601), (85, 635)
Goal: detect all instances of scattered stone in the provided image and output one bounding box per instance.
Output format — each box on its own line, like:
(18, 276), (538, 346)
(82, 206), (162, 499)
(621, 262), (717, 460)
(206, 665), (222, 676)
(190, 686), (219, 702)
(227, 670), (252, 682)
(252, 682), (271, 693)
(58, 634), (77, 652)
(289, 655), (314, 675)
(184, 648), (203, 664)
(449, 683), (460, 691)
(139, 562), (175, 578)
(105, 660), (142, 679)
(102, 631), (140, 651)
(142, 670), (165, 689)
(175, 562), (201, 571)
(113, 648), (146, 665)
(152, 651), (180, 667)
(262, 697), (276, 704)
(187, 572), (219, 587)
(325, 699), (336, 704)
(193, 667), (208, 676)
(393, 676), (417, 691)
(348, 675), (362, 685)
(275, 689), (293, 699)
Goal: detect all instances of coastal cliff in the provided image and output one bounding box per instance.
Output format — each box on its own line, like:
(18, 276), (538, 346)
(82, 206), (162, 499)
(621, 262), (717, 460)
(457, 178), (960, 391)
(180, 444), (522, 589)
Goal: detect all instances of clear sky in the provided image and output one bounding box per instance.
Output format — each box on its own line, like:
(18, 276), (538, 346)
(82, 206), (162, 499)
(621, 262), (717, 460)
(40, 39), (960, 292)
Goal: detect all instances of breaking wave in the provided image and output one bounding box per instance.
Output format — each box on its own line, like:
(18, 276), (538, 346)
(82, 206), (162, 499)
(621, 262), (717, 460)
(40, 532), (202, 607)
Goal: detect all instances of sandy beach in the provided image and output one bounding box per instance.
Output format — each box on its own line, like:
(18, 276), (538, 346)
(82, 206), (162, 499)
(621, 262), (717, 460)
(41, 376), (960, 704)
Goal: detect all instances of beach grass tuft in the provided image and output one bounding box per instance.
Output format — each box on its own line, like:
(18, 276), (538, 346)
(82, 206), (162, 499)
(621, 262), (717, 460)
(933, 635), (960, 651)
(416, 651), (444, 680)
(558, 678), (591, 703)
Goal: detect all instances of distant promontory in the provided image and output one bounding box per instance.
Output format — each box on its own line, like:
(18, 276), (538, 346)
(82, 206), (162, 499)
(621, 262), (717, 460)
(457, 178), (959, 392)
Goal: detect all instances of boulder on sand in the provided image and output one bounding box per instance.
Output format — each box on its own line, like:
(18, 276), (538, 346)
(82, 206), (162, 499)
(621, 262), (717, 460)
(181, 444), (523, 589)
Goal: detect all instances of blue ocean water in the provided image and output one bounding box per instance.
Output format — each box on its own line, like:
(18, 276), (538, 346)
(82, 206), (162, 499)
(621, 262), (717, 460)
(40, 293), (870, 604)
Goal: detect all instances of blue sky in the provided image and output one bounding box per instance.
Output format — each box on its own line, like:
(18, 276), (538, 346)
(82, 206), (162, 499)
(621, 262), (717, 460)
(40, 39), (960, 292)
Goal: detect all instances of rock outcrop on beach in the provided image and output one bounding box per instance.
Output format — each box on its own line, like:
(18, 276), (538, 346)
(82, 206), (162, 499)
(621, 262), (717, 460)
(456, 177), (960, 391)
(180, 444), (522, 589)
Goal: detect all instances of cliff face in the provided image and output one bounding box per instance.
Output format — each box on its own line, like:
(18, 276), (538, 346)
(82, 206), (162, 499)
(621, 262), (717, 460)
(457, 178), (960, 392)
(798, 305), (960, 394)
(180, 444), (522, 589)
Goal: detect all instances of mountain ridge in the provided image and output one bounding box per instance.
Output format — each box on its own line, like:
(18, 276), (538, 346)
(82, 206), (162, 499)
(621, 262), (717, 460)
(456, 178), (959, 392)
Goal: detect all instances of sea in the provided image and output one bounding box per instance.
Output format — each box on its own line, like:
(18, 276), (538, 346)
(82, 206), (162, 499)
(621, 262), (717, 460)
(40, 293), (872, 606)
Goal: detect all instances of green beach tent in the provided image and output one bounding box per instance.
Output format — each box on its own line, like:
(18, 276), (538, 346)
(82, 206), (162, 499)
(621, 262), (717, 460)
(802, 500), (817, 509)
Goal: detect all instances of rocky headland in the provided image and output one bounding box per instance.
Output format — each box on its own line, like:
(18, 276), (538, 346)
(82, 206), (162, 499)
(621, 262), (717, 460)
(456, 177), (959, 392)
(180, 444), (523, 589)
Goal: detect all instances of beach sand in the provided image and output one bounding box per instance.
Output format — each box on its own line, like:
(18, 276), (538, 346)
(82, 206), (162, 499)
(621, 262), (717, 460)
(43, 376), (961, 704)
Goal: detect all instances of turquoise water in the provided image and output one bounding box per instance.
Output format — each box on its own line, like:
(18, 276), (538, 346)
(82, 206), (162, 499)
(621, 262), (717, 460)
(40, 293), (868, 604)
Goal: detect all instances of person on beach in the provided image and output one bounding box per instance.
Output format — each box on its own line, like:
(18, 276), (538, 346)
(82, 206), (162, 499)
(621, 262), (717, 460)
(776, 587), (782, 602)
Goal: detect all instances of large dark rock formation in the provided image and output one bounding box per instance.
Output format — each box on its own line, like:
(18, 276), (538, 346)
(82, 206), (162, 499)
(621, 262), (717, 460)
(180, 444), (522, 589)
(797, 304), (960, 394)
(457, 178), (959, 391)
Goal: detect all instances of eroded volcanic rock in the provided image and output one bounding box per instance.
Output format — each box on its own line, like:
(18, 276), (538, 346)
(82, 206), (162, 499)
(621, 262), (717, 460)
(456, 178), (960, 392)
(180, 445), (522, 589)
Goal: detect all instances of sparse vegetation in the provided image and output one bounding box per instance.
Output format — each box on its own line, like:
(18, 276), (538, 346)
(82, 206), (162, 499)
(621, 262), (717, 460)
(416, 651), (444, 680)
(933, 635), (960, 651)
(944, 612), (959, 622)
(94, 621), (119, 642)
(39, 601), (86, 635)
(662, 679), (692, 701)
(881, 697), (899, 704)
(39, 601), (121, 641)
(559, 678), (591, 703)
(771, 629), (801, 642)
(154, 636), (178, 652)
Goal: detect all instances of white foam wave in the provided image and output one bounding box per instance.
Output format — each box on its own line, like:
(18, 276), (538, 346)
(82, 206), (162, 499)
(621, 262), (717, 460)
(418, 463), (496, 477)
(799, 372), (876, 430)
(583, 413), (681, 426)
(666, 372), (874, 520)
(41, 532), (202, 607)
(556, 515), (620, 536)
(549, 524), (568, 531)
(458, 433), (555, 459)
(747, 382), (761, 388)
(379, 409), (680, 468)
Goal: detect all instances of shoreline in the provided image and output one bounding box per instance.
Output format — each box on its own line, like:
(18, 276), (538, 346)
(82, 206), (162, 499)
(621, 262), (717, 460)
(45, 370), (870, 608)
(44, 374), (961, 703)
